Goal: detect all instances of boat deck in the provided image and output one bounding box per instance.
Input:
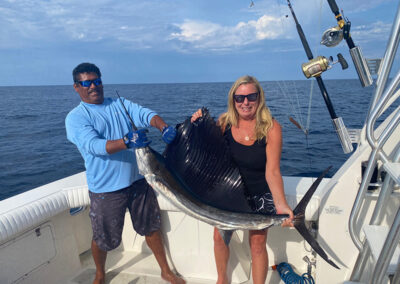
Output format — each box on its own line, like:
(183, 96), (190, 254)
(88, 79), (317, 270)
(71, 249), (214, 284)
(70, 250), (285, 284)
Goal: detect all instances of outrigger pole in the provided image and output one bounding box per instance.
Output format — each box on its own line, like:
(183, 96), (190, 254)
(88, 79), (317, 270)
(286, 0), (353, 154)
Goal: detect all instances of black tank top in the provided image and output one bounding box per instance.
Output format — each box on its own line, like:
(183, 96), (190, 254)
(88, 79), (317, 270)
(224, 127), (271, 196)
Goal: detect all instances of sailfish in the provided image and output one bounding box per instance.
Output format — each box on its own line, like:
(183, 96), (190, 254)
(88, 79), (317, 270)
(135, 108), (339, 269)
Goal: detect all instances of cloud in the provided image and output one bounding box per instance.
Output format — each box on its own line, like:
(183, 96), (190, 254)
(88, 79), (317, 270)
(0, 0), (394, 56)
(0, 0), (297, 52)
(170, 14), (292, 52)
(351, 21), (393, 45)
(0, 0), (176, 50)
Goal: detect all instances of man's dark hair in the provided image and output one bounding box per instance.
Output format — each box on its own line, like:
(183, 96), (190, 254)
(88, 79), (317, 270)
(72, 63), (102, 83)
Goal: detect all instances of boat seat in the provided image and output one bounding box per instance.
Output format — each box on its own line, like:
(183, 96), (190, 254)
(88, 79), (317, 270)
(0, 184), (90, 243)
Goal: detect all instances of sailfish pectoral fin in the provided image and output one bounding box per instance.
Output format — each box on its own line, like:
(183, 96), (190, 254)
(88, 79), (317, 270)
(294, 221), (339, 269)
(292, 166), (339, 269)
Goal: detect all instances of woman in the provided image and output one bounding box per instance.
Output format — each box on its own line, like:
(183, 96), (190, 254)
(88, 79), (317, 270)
(191, 75), (293, 284)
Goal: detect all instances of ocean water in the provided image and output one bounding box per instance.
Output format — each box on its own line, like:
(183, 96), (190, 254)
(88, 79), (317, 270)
(0, 79), (375, 201)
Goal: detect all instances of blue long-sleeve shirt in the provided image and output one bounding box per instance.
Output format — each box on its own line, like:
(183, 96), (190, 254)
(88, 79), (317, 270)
(65, 97), (156, 193)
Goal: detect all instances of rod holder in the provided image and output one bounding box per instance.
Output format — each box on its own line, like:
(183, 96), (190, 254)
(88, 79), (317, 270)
(350, 46), (373, 87)
(332, 117), (354, 154)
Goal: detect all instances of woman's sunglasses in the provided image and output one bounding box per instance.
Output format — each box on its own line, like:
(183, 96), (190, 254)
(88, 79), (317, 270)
(233, 92), (258, 103)
(78, 78), (103, 87)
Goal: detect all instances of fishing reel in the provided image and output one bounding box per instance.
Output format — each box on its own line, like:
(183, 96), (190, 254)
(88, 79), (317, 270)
(321, 26), (343, 47)
(301, 54), (348, 78)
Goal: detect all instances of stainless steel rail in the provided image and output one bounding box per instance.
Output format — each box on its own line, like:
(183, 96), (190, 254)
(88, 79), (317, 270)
(371, 207), (400, 284)
(351, 146), (400, 280)
(349, 3), (400, 251)
(367, 2), (400, 115)
(392, 261), (400, 284)
(348, 3), (400, 282)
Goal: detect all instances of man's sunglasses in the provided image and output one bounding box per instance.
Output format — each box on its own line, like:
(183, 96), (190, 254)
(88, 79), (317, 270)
(233, 92), (258, 103)
(77, 78), (102, 87)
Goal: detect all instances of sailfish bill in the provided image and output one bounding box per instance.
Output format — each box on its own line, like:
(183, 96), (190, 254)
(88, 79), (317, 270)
(135, 109), (339, 269)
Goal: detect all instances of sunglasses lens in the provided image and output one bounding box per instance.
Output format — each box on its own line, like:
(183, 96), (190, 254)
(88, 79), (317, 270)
(234, 93), (258, 103)
(79, 79), (102, 87)
(248, 93), (258, 101)
(234, 95), (244, 103)
(79, 81), (91, 87)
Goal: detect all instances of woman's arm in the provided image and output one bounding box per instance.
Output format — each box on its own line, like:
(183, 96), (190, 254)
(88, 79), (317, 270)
(191, 108), (203, 122)
(265, 120), (294, 226)
(191, 109), (225, 133)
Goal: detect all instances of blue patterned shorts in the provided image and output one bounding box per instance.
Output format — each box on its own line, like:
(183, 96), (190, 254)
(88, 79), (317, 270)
(247, 191), (276, 214)
(89, 179), (161, 251)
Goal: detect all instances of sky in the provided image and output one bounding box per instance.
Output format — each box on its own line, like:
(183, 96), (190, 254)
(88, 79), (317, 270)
(0, 0), (398, 86)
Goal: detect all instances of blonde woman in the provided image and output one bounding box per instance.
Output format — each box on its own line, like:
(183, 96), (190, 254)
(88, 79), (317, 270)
(191, 75), (293, 284)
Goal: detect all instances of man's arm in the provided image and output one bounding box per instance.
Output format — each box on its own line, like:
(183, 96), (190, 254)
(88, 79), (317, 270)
(150, 115), (176, 144)
(106, 115), (168, 154)
(150, 115), (168, 132)
(106, 139), (127, 154)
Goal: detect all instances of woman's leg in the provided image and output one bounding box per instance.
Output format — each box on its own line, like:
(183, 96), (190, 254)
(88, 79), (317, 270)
(214, 227), (230, 284)
(249, 229), (268, 284)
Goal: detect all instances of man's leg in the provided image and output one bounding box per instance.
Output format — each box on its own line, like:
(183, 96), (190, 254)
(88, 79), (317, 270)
(130, 179), (185, 283)
(89, 189), (128, 284)
(145, 230), (185, 284)
(91, 240), (107, 284)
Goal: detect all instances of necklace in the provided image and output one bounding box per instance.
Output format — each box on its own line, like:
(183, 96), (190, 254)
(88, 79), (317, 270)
(234, 123), (254, 141)
(242, 130), (252, 141)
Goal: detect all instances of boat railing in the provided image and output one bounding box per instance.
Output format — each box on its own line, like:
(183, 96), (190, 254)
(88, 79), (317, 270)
(348, 2), (400, 282)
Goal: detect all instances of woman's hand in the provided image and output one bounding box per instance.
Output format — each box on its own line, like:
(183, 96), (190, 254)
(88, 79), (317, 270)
(275, 203), (294, 227)
(191, 108), (203, 123)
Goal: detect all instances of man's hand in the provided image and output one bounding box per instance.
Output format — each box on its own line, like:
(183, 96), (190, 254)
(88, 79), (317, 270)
(124, 129), (151, 148)
(162, 125), (176, 144)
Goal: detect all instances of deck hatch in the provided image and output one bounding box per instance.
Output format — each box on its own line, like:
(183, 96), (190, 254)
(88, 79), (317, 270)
(0, 223), (56, 283)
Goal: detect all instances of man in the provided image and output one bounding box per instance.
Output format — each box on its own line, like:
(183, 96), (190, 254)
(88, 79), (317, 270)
(65, 62), (185, 284)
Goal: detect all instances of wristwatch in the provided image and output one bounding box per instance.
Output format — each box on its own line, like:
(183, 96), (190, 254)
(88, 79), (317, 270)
(162, 125), (170, 133)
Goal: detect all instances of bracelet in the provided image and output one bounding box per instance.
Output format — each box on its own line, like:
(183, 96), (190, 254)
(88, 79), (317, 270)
(123, 134), (130, 146)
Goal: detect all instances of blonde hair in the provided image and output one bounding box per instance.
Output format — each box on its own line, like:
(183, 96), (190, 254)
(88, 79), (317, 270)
(218, 75), (273, 141)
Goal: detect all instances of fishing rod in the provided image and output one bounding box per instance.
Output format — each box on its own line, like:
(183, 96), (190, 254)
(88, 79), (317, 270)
(323, 0), (373, 87)
(286, 0), (353, 154)
(116, 90), (138, 131)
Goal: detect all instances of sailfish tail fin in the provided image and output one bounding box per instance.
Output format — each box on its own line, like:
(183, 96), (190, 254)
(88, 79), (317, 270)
(292, 166), (339, 269)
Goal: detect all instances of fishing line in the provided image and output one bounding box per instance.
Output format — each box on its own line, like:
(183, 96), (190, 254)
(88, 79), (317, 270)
(289, 80), (306, 131)
(273, 1), (306, 134)
(274, 0), (313, 137)
(272, 0), (317, 177)
(306, 81), (314, 134)
(276, 80), (306, 133)
(305, 0), (325, 175)
(274, 0), (316, 174)
(304, 0), (323, 135)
